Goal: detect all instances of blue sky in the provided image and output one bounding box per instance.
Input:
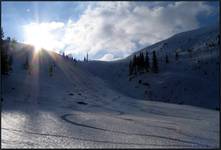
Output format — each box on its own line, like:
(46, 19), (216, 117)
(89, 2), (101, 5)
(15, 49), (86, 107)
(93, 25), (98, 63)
(1, 1), (219, 61)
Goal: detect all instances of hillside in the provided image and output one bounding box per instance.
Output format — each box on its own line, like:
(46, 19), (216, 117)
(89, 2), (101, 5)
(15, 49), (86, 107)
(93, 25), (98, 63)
(80, 25), (220, 110)
(1, 25), (219, 148)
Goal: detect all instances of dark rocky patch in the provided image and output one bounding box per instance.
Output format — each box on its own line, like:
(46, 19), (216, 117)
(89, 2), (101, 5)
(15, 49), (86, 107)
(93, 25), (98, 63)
(138, 80), (142, 84)
(77, 101), (87, 105)
(143, 82), (150, 86)
(69, 93), (74, 96)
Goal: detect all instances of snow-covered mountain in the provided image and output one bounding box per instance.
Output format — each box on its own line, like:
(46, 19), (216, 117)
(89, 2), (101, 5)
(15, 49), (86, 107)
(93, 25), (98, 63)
(1, 24), (219, 148)
(80, 24), (220, 110)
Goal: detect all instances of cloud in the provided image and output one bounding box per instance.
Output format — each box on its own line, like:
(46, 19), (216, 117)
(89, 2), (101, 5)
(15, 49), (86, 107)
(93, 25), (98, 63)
(22, 2), (214, 60)
(98, 53), (114, 61)
(61, 1), (213, 60)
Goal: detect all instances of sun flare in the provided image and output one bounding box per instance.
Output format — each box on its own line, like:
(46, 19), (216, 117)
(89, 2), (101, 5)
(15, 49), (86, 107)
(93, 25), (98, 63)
(24, 23), (54, 51)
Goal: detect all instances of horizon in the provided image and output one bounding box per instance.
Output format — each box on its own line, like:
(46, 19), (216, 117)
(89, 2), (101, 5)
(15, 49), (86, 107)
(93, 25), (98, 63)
(2, 24), (217, 62)
(2, 1), (219, 61)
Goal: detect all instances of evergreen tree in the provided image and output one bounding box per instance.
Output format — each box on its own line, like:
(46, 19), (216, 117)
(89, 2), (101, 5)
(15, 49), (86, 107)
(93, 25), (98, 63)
(1, 48), (10, 74)
(175, 51), (179, 61)
(49, 64), (53, 77)
(1, 27), (4, 40)
(6, 37), (11, 42)
(1, 28), (10, 75)
(152, 51), (159, 73)
(187, 48), (192, 58)
(129, 60), (133, 75)
(73, 58), (77, 64)
(145, 51), (150, 72)
(28, 64), (32, 75)
(165, 55), (169, 64)
(24, 55), (29, 70)
(140, 52), (145, 72)
(132, 55), (137, 75)
(8, 55), (13, 70)
(62, 52), (65, 58)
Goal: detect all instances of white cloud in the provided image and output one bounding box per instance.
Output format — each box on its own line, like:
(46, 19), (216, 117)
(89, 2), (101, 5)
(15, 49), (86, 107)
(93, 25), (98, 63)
(61, 1), (213, 60)
(97, 53), (121, 61)
(98, 53), (114, 61)
(22, 2), (213, 61)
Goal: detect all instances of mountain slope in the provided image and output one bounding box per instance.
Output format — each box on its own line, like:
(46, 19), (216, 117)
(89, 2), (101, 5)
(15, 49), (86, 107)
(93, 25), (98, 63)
(80, 25), (220, 110)
(1, 25), (219, 148)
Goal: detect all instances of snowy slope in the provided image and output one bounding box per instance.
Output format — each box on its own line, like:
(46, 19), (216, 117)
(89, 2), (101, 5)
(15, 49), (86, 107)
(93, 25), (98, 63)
(80, 24), (220, 110)
(1, 25), (220, 148)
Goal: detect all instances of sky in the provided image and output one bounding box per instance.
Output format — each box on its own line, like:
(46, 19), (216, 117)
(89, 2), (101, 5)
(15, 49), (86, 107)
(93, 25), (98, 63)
(1, 1), (219, 61)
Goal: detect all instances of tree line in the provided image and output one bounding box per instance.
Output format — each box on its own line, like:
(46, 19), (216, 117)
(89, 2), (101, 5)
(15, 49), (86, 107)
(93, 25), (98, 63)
(1, 28), (14, 75)
(129, 49), (180, 76)
(129, 50), (159, 75)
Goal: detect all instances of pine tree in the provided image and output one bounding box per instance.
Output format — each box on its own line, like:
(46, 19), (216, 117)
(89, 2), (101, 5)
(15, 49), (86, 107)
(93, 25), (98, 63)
(8, 55), (13, 70)
(152, 51), (159, 73)
(62, 52), (65, 58)
(1, 28), (10, 75)
(165, 55), (169, 64)
(145, 51), (150, 72)
(132, 55), (137, 75)
(6, 37), (11, 43)
(129, 60), (133, 75)
(49, 64), (53, 77)
(188, 48), (192, 58)
(24, 55), (29, 70)
(175, 51), (179, 61)
(140, 52), (145, 72)
(1, 27), (4, 40)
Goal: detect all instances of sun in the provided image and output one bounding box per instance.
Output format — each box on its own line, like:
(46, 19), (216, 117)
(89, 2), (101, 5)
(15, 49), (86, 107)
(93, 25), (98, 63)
(23, 23), (54, 52)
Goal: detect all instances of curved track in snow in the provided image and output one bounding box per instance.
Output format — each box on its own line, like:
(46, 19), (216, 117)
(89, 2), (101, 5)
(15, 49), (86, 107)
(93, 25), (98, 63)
(60, 113), (212, 147)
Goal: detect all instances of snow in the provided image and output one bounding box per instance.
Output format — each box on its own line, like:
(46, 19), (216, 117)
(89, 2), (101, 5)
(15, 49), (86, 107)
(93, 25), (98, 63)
(80, 24), (219, 109)
(1, 25), (220, 148)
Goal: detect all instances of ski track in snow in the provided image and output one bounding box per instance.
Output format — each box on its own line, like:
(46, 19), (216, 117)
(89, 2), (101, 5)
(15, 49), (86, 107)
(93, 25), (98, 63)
(1, 25), (219, 148)
(60, 113), (213, 147)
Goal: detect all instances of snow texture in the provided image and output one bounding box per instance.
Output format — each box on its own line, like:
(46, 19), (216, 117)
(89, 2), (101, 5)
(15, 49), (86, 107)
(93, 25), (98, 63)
(1, 25), (220, 148)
